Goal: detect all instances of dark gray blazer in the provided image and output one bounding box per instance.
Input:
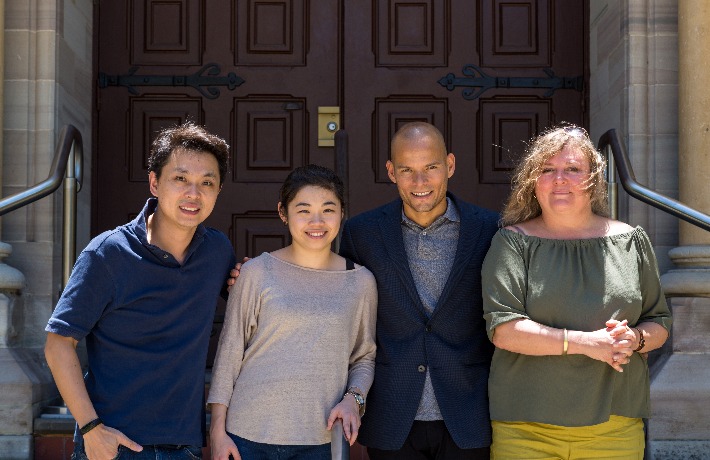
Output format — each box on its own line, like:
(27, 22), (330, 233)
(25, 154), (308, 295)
(339, 193), (499, 450)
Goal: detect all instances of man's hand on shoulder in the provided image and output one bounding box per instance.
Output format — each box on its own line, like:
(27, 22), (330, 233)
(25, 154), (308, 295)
(226, 256), (251, 291)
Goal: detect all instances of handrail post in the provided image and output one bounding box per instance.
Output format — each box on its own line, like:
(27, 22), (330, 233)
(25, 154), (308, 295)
(0, 124), (83, 290)
(334, 129), (349, 252)
(62, 144), (77, 288)
(604, 144), (618, 220)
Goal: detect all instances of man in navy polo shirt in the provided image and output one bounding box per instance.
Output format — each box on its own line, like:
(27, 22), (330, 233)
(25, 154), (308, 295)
(44, 122), (237, 460)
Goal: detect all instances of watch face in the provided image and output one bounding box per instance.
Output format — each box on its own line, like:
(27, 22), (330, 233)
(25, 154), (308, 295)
(346, 391), (365, 415)
(353, 394), (365, 416)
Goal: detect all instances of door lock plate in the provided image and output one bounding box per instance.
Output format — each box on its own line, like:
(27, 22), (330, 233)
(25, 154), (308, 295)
(318, 106), (340, 147)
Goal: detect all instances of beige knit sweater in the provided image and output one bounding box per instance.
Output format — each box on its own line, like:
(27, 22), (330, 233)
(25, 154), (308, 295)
(208, 252), (377, 445)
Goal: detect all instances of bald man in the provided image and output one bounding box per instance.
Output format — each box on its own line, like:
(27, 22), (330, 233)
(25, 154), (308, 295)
(339, 122), (499, 460)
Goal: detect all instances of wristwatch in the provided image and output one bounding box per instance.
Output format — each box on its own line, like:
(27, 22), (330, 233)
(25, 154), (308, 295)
(344, 388), (366, 416)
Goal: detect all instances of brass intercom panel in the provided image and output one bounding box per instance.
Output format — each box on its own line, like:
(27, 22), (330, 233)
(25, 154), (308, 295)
(318, 106), (340, 147)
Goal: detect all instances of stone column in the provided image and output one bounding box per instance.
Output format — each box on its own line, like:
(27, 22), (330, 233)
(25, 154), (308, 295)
(0, 1), (33, 458)
(0, 243), (31, 460)
(651, 1), (710, 458)
(676, 3), (710, 248)
(0, 2), (63, 458)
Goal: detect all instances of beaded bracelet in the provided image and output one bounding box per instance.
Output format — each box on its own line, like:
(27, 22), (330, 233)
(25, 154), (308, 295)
(633, 327), (646, 352)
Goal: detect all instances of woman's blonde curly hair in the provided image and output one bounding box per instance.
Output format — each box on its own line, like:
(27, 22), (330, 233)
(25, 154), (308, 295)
(501, 124), (609, 227)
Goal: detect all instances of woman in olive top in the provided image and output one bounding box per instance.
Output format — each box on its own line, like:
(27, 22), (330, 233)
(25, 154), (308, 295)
(481, 125), (672, 459)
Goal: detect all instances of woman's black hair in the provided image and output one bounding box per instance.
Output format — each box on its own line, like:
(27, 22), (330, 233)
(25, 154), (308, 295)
(279, 164), (345, 216)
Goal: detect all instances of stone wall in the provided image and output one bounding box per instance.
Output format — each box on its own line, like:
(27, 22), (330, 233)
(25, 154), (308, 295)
(0, 1), (93, 458)
(588, 0), (679, 273)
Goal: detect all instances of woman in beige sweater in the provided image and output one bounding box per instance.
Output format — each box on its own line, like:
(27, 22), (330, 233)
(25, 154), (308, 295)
(208, 164), (377, 460)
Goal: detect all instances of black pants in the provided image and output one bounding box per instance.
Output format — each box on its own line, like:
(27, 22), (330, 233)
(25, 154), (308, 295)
(367, 420), (490, 460)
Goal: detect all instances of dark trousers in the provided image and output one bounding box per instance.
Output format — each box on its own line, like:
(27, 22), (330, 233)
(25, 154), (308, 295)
(226, 431), (330, 460)
(72, 444), (202, 459)
(366, 420), (490, 460)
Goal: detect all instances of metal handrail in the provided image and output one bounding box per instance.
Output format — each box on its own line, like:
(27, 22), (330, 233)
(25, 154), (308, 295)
(597, 129), (710, 232)
(0, 124), (83, 287)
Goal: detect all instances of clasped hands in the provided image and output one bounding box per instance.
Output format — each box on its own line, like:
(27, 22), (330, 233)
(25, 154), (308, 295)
(588, 319), (638, 373)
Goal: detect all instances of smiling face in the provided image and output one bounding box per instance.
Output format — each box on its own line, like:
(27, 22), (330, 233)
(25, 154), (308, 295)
(279, 185), (344, 254)
(149, 147), (221, 234)
(386, 135), (455, 228)
(534, 146), (593, 217)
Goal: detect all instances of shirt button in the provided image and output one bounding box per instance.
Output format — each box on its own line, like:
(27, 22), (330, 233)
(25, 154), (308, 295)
(418, 365), (426, 373)
(422, 231), (427, 236)
(425, 325), (432, 332)
(163, 254), (169, 259)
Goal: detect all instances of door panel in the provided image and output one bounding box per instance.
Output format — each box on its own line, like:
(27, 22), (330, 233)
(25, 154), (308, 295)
(478, 99), (552, 184)
(132, 0), (202, 65)
(96, 0), (585, 249)
(343, 0), (585, 215)
(234, 0), (307, 65)
(96, 0), (339, 263)
(375, 0), (449, 67)
(233, 97), (308, 182)
(480, 0), (550, 67)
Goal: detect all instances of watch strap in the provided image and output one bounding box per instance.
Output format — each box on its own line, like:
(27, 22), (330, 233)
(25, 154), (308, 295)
(344, 390), (365, 415)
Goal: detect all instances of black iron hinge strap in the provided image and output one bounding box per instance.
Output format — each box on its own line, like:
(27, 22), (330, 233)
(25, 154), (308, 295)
(97, 63), (245, 99)
(438, 64), (583, 100)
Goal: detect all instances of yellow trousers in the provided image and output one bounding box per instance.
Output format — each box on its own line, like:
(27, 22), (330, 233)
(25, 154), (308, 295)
(491, 415), (644, 460)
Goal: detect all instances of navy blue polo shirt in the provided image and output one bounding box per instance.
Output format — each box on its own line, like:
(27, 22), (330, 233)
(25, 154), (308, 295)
(46, 198), (236, 446)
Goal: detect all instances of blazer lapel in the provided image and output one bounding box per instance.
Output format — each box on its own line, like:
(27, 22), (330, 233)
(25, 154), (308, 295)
(430, 195), (484, 319)
(379, 201), (429, 319)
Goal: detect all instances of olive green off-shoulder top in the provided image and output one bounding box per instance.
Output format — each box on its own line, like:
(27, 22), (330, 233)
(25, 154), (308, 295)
(482, 226), (672, 426)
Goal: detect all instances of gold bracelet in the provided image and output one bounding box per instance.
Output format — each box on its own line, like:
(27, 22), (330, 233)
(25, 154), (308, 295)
(562, 328), (569, 356)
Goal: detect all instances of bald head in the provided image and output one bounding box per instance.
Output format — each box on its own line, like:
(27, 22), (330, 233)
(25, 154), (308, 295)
(391, 122), (447, 162)
(385, 121), (455, 227)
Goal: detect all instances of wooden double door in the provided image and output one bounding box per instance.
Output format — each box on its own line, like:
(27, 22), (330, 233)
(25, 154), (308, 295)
(94, 2), (585, 455)
(94, 0), (587, 259)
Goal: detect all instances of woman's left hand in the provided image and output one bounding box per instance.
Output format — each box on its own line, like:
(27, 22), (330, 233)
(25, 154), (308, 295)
(606, 319), (635, 367)
(327, 395), (361, 445)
